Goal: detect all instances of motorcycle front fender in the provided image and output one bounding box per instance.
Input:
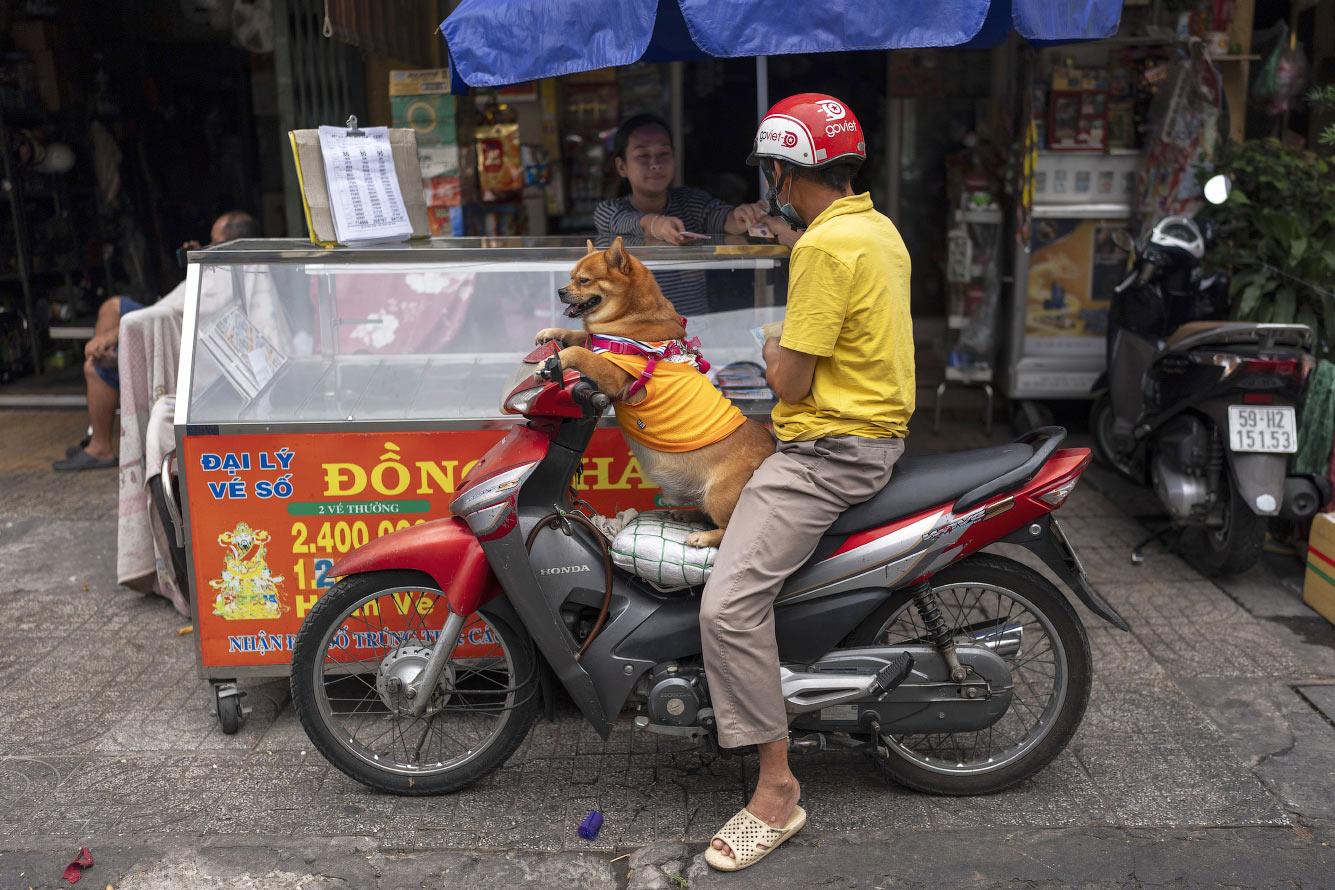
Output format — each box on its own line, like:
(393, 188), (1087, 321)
(328, 517), (500, 615)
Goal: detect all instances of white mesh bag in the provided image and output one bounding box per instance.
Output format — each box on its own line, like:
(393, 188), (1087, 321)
(609, 511), (718, 591)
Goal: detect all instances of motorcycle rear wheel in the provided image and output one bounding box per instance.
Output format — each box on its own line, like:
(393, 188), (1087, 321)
(290, 570), (537, 796)
(1180, 470), (1264, 576)
(848, 554), (1091, 795)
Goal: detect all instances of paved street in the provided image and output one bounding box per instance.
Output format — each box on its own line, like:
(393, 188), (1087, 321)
(2, 405), (1334, 889)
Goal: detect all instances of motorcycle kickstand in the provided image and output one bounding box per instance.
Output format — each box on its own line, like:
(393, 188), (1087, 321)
(1130, 525), (1174, 565)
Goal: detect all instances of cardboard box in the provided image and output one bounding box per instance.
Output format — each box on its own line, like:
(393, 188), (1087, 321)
(427, 204), (481, 237)
(388, 68), (451, 96)
(423, 176), (461, 207)
(1303, 512), (1335, 624)
(422, 170), (479, 208)
(426, 205), (454, 235)
(417, 144), (459, 179)
(392, 94), (457, 144)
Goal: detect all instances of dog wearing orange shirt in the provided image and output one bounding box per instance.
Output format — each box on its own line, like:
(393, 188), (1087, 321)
(535, 237), (775, 549)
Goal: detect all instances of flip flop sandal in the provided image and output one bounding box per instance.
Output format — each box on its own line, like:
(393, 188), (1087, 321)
(53, 448), (118, 471)
(704, 805), (807, 872)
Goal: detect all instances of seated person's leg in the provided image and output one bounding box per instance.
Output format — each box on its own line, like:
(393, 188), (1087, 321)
(83, 353), (119, 460)
(53, 297), (143, 470)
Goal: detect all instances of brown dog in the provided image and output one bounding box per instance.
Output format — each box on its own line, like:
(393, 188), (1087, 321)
(535, 237), (774, 549)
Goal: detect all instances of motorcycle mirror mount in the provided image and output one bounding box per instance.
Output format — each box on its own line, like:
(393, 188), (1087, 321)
(1203, 173), (1232, 205)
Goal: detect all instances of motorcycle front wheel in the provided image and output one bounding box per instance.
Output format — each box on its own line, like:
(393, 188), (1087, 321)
(290, 570), (538, 796)
(849, 554), (1092, 795)
(1089, 392), (1142, 482)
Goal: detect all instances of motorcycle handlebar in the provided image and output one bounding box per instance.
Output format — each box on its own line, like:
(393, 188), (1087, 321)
(569, 379), (611, 411)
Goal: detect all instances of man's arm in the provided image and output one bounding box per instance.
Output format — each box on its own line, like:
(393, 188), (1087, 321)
(762, 337), (817, 404)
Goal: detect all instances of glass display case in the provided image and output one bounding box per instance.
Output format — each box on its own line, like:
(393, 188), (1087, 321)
(173, 237), (788, 723)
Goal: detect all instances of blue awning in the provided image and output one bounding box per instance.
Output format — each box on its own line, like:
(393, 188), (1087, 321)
(442, 0), (1123, 89)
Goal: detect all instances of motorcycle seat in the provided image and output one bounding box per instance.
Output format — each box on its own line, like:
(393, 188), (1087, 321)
(1163, 320), (1237, 349)
(825, 443), (1035, 535)
(608, 444), (1036, 590)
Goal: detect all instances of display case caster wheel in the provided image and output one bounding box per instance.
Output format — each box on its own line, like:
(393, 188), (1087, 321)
(213, 681), (250, 734)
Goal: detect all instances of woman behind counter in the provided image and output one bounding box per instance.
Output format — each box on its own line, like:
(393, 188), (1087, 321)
(593, 113), (772, 317)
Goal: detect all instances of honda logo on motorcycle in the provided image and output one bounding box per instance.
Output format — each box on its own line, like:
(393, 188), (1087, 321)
(538, 565), (593, 575)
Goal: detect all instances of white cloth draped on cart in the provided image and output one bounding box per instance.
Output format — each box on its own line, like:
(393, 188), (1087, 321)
(143, 394), (188, 615)
(115, 283), (186, 603)
(115, 268), (295, 612)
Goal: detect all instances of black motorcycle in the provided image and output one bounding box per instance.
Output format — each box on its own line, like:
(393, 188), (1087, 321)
(1090, 175), (1329, 575)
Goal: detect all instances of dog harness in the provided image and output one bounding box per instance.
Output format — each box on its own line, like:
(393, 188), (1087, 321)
(587, 320), (744, 453)
(586, 317), (711, 398)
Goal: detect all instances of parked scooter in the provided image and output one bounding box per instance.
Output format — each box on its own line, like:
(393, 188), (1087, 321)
(290, 340), (1129, 798)
(1090, 174), (1329, 575)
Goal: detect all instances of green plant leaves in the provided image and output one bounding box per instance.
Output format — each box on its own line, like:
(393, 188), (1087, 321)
(1290, 233), (1309, 265)
(1274, 286), (1296, 324)
(1297, 303), (1319, 333)
(1207, 137), (1335, 358)
(1234, 275), (1268, 318)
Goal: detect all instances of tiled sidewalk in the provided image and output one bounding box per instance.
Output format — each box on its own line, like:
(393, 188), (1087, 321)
(3, 455), (1329, 855)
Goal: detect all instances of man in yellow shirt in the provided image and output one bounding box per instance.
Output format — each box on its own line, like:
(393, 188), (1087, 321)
(702, 94), (914, 872)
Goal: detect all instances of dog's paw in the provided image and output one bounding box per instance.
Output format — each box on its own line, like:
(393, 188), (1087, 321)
(685, 528), (724, 549)
(670, 508), (706, 523)
(534, 328), (567, 346)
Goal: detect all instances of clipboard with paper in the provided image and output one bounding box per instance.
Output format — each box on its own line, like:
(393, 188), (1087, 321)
(288, 116), (430, 248)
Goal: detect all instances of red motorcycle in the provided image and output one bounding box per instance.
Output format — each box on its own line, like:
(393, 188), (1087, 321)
(290, 342), (1128, 796)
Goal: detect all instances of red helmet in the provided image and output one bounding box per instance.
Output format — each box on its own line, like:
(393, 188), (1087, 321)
(748, 93), (866, 169)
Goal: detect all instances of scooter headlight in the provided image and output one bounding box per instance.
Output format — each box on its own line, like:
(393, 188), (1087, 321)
(502, 385), (544, 415)
(501, 357), (548, 414)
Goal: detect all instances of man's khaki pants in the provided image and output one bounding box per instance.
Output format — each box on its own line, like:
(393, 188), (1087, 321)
(700, 435), (904, 749)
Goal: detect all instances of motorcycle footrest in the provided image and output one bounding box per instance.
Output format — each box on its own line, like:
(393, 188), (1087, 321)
(872, 653), (915, 695)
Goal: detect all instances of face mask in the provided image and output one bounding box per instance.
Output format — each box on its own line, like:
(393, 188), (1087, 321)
(764, 164), (806, 230)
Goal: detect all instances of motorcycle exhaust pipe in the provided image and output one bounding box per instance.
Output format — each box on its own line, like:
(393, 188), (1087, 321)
(1282, 474), (1331, 521)
(967, 622), (1023, 659)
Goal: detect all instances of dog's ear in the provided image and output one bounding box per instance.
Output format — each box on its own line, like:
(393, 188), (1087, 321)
(606, 236), (631, 274)
(585, 239), (596, 255)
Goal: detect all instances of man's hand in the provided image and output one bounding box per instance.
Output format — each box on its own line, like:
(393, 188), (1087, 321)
(762, 338), (817, 404)
(724, 201), (769, 235)
(760, 215), (801, 248)
(85, 331), (117, 363)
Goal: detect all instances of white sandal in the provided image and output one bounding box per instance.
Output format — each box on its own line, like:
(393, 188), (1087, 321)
(703, 805), (807, 871)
